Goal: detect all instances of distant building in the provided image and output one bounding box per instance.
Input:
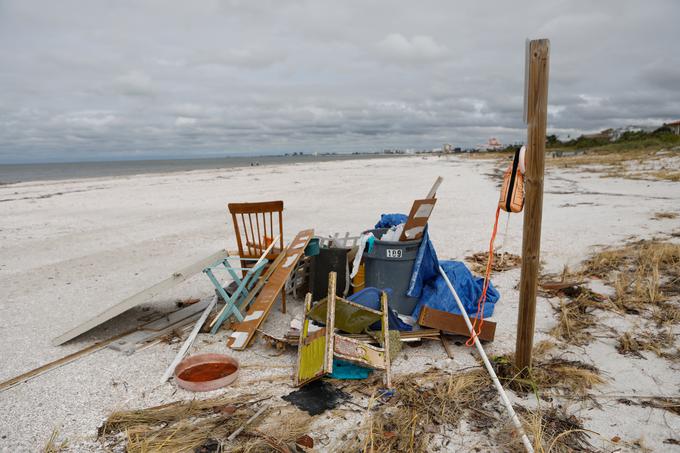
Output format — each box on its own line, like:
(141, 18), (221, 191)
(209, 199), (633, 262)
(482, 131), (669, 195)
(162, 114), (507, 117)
(664, 120), (680, 135)
(610, 125), (657, 140)
(478, 137), (503, 151)
(583, 128), (614, 140)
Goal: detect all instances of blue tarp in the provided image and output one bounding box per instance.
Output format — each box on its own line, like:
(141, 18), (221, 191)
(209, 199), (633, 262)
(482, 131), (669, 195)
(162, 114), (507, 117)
(406, 225), (439, 300)
(374, 213), (408, 229)
(411, 260), (500, 320)
(347, 287), (413, 331)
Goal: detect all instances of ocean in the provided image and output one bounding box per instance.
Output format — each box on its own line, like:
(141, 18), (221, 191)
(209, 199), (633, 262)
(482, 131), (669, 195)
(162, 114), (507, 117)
(0, 153), (396, 184)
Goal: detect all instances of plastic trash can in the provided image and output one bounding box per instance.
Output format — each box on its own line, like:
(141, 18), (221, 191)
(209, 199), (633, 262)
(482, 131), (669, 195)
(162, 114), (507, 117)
(310, 246), (350, 300)
(363, 228), (421, 315)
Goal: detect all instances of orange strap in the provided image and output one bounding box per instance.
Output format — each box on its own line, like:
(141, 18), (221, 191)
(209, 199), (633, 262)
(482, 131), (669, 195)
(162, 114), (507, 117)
(466, 205), (501, 346)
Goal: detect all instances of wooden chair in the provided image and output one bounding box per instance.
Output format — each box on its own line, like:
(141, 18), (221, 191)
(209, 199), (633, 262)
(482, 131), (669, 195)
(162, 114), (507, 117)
(228, 201), (287, 312)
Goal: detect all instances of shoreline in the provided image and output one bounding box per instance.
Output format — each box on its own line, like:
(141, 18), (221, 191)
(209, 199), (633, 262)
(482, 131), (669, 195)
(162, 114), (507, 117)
(0, 153), (412, 185)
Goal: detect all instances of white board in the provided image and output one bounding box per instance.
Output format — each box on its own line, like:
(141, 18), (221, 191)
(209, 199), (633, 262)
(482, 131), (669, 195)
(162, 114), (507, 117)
(52, 249), (229, 345)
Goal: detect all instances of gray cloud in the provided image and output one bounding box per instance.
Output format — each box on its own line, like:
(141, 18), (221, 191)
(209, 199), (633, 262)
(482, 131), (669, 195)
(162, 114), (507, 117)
(0, 0), (679, 163)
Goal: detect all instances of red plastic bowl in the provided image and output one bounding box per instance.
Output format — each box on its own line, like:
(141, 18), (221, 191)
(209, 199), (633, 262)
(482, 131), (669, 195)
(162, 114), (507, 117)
(173, 353), (240, 392)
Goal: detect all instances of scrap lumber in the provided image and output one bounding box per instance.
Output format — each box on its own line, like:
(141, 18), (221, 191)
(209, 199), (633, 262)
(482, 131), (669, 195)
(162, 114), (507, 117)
(418, 305), (496, 342)
(399, 198), (437, 241)
(265, 328), (440, 347)
(397, 176), (441, 241)
(227, 229), (314, 350)
(440, 335), (455, 359)
(295, 292), (332, 386)
(52, 248), (229, 345)
(227, 405), (269, 441)
(426, 176), (443, 198)
(1, 328), (138, 393)
(160, 296), (218, 383)
(108, 298), (212, 354)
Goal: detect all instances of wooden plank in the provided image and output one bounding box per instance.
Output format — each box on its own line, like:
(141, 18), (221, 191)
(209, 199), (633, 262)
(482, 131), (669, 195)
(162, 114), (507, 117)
(295, 293), (328, 386)
(380, 290), (391, 388)
(516, 39), (550, 370)
(1, 327), (139, 393)
(227, 230), (313, 350)
(160, 296), (218, 383)
(279, 328), (440, 345)
(399, 198), (437, 241)
(440, 334), (455, 359)
(52, 248), (229, 345)
(324, 271), (336, 374)
(108, 298), (212, 354)
(418, 306), (496, 342)
(333, 335), (387, 370)
(426, 176), (443, 199)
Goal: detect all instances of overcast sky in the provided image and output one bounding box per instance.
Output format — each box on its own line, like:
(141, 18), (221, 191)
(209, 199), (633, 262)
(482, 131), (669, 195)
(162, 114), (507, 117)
(1, 1), (678, 163)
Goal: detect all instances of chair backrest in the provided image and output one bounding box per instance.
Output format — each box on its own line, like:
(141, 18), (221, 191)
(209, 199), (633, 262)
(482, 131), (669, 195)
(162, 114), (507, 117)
(228, 201), (284, 261)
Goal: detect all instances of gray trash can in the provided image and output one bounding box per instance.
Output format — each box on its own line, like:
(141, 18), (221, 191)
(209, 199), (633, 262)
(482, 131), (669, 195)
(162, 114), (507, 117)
(363, 228), (421, 315)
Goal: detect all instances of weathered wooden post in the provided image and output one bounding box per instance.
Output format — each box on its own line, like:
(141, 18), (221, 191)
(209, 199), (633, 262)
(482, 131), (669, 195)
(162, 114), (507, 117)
(515, 39), (550, 371)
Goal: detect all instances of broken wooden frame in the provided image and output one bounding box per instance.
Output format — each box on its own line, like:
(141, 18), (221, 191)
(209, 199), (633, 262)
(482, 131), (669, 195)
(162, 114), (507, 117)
(399, 198), (437, 241)
(261, 328), (440, 349)
(398, 176), (442, 242)
(295, 272), (392, 388)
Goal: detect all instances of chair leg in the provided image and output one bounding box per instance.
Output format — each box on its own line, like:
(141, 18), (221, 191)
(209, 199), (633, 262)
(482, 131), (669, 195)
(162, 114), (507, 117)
(281, 290), (287, 313)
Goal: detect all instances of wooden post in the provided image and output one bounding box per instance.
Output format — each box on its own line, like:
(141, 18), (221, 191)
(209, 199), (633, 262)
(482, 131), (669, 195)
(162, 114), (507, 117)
(515, 39), (550, 371)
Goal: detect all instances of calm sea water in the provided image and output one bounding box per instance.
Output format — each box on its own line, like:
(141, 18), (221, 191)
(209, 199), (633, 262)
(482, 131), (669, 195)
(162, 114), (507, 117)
(0, 154), (393, 184)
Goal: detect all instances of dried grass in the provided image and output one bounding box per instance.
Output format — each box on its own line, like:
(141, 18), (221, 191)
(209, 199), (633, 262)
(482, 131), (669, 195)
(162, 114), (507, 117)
(43, 428), (68, 453)
(99, 394), (311, 453)
(618, 396), (680, 417)
(616, 329), (679, 361)
(491, 341), (605, 397)
(498, 406), (593, 453)
(100, 393), (257, 436)
(231, 407), (313, 453)
(337, 368), (496, 452)
(652, 211), (679, 220)
(466, 251), (522, 274)
(549, 294), (598, 346)
(338, 347), (606, 453)
(581, 240), (680, 325)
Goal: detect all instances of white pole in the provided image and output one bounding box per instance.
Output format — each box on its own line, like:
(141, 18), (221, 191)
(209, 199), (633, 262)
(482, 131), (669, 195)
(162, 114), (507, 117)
(160, 295), (218, 383)
(438, 266), (534, 453)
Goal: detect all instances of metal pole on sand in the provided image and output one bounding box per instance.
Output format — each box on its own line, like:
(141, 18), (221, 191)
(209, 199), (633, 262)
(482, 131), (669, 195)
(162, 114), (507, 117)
(438, 265), (534, 453)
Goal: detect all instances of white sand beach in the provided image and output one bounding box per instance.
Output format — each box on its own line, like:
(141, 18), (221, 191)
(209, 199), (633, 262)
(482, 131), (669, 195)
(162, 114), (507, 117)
(1, 155), (679, 452)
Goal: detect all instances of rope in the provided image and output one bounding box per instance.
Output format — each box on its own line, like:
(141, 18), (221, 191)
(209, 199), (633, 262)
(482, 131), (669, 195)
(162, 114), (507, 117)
(466, 205), (501, 346)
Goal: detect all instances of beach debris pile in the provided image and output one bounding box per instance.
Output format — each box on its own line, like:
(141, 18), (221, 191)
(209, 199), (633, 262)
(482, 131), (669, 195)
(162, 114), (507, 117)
(10, 174), (605, 453)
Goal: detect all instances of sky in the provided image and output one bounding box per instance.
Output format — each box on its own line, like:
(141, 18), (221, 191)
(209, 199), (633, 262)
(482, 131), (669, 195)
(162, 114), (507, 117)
(0, 0), (679, 163)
